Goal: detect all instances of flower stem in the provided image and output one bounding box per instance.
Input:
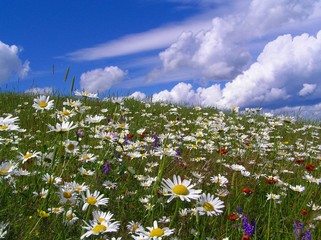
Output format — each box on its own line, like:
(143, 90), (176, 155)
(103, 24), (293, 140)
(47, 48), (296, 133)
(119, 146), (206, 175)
(169, 198), (180, 228)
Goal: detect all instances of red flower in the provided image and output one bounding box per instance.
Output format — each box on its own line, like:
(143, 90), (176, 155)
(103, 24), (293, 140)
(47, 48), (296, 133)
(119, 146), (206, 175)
(300, 209), (308, 215)
(242, 188), (254, 194)
(265, 177), (278, 184)
(217, 149), (228, 154)
(226, 213), (238, 221)
(242, 235), (250, 240)
(295, 159), (305, 164)
(305, 164), (315, 171)
(127, 133), (134, 139)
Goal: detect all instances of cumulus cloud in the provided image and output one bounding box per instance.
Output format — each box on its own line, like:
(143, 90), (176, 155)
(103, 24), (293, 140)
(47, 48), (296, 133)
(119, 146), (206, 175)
(0, 41), (30, 83)
(152, 82), (222, 107)
(299, 83), (317, 96)
(218, 31), (321, 108)
(128, 92), (147, 101)
(151, 30), (321, 110)
(156, 0), (320, 81)
(80, 66), (127, 93)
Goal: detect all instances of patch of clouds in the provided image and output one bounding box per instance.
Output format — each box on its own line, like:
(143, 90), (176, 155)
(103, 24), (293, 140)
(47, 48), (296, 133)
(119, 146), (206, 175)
(128, 92), (147, 101)
(156, 0), (321, 82)
(66, 16), (213, 61)
(150, 30), (321, 110)
(217, 31), (321, 108)
(0, 41), (30, 83)
(80, 66), (127, 93)
(299, 83), (317, 96)
(25, 87), (53, 95)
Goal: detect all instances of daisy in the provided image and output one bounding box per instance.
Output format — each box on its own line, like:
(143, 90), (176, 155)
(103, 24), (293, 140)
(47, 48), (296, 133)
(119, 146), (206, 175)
(64, 209), (79, 225)
(196, 193), (225, 216)
(127, 221), (144, 234)
(42, 173), (62, 186)
(82, 190), (109, 211)
(266, 193), (281, 201)
(161, 175), (202, 203)
(32, 95), (54, 112)
(80, 219), (120, 239)
(48, 207), (64, 215)
(78, 167), (95, 176)
(92, 211), (115, 224)
(0, 161), (17, 176)
(135, 220), (174, 240)
(210, 174), (229, 187)
(289, 185), (305, 192)
(70, 181), (89, 193)
(48, 121), (77, 133)
(103, 181), (117, 190)
(64, 139), (79, 154)
(75, 90), (98, 99)
(58, 184), (77, 204)
(19, 151), (41, 163)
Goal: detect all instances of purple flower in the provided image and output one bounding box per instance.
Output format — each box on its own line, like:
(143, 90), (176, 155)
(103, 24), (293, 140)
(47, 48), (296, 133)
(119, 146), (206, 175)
(302, 230), (312, 240)
(153, 134), (159, 148)
(293, 221), (304, 240)
(76, 129), (84, 138)
(242, 215), (255, 236)
(103, 163), (111, 174)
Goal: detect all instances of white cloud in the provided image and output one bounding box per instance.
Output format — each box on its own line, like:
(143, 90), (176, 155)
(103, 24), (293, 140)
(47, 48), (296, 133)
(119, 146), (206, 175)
(25, 87), (53, 95)
(80, 66), (127, 93)
(66, 16), (213, 61)
(150, 30), (321, 110)
(0, 41), (30, 83)
(152, 83), (199, 105)
(156, 0), (321, 81)
(217, 31), (321, 108)
(299, 83), (317, 96)
(128, 92), (147, 101)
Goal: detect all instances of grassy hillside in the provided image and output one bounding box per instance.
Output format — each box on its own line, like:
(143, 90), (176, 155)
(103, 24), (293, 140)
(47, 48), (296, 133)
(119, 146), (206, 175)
(0, 92), (320, 239)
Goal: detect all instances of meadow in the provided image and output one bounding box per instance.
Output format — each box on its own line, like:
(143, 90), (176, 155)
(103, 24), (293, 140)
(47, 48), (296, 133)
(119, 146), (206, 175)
(0, 91), (320, 239)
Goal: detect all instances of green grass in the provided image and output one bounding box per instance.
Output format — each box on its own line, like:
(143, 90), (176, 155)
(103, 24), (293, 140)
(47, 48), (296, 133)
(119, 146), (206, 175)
(0, 92), (320, 239)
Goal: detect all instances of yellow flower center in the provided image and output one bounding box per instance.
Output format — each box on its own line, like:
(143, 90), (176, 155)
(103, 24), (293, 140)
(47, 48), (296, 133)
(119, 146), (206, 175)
(97, 217), (106, 223)
(172, 184), (189, 195)
(86, 197), (97, 205)
(203, 202), (214, 212)
(39, 102), (48, 108)
(48, 177), (55, 184)
(150, 228), (164, 237)
(67, 144), (75, 151)
(0, 125), (8, 130)
(0, 169), (9, 175)
(92, 224), (107, 234)
(24, 153), (33, 159)
(63, 191), (72, 198)
(61, 110), (70, 115)
(75, 187), (82, 192)
(66, 213), (73, 221)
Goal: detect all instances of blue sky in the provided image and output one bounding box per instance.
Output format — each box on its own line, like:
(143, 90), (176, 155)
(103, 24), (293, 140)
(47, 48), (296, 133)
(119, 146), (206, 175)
(1, 0), (321, 115)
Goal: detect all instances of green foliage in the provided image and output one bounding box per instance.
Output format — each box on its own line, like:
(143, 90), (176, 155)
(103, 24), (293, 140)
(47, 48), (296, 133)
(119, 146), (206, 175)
(0, 92), (320, 239)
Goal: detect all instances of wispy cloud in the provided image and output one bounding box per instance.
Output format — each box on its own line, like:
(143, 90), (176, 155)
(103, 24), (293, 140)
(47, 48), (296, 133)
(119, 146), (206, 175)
(65, 14), (213, 61)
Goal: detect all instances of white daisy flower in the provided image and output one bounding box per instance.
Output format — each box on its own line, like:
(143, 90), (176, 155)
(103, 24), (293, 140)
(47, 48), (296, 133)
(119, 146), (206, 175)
(196, 193), (225, 216)
(82, 190), (109, 211)
(161, 175), (202, 203)
(32, 95), (54, 112)
(80, 219), (120, 239)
